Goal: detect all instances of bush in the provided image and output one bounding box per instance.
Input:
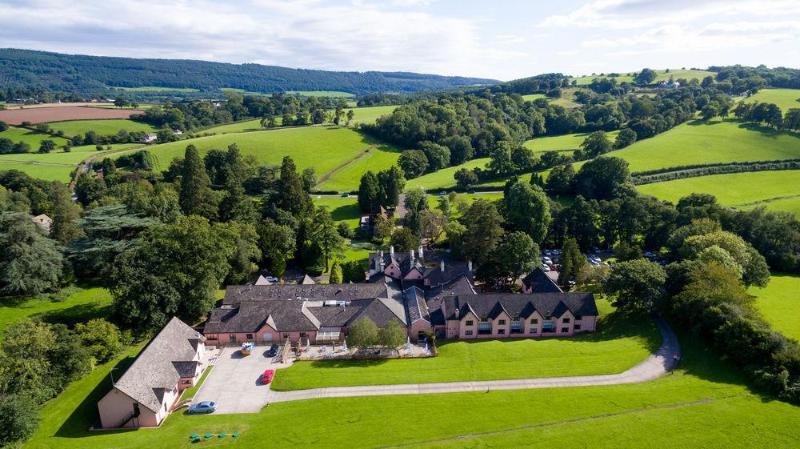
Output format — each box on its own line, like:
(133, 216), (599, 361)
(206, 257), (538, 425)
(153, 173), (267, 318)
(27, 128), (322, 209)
(0, 394), (40, 447)
(75, 319), (123, 364)
(337, 222), (353, 239)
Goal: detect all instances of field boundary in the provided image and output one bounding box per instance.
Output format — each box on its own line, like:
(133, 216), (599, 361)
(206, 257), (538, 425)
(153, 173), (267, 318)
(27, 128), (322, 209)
(314, 144), (377, 190)
(633, 159), (800, 185)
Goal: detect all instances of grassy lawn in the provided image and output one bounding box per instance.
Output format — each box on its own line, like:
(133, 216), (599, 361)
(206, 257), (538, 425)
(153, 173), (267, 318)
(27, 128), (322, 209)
(749, 275), (800, 341)
(0, 126), (69, 147)
(134, 126), (399, 192)
(0, 143), (143, 181)
(179, 367), (214, 402)
(637, 170), (800, 214)
(739, 195), (800, 217)
(344, 105), (398, 125)
(271, 300), (660, 391)
(571, 69), (715, 85)
(744, 88), (800, 112)
(313, 196), (361, 228)
(24, 327), (800, 449)
(0, 287), (112, 337)
(405, 158), (491, 191)
(46, 119), (156, 137)
(0, 161), (74, 181)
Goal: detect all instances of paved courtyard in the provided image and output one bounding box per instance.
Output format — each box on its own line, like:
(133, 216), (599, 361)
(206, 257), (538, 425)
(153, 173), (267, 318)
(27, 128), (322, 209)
(193, 344), (286, 414)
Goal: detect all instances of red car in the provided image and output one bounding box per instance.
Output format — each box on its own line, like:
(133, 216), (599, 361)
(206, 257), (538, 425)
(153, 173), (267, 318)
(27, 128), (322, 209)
(260, 369), (275, 384)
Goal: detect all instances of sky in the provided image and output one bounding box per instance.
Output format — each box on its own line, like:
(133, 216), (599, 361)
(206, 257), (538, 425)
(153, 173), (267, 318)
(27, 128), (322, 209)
(0, 0), (798, 81)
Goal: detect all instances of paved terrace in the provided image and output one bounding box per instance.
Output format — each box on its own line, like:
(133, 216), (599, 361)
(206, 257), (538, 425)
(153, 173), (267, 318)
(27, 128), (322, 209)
(267, 317), (680, 404)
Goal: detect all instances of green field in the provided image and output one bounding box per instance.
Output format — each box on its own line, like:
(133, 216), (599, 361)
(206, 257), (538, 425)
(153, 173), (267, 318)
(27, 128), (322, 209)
(0, 143), (143, 181)
(572, 69), (715, 85)
(46, 119), (156, 137)
(202, 119), (265, 135)
(579, 119), (800, 173)
(272, 301), (658, 391)
(521, 91), (580, 108)
(345, 105), (398, 125)
(110, 86), (200, 92)
(313, 196), (362, 229)
(139, 127), (399, 192)
(749, 275), (800, 341)
(744, 88), (800, 112)
(23, 325), (800, 449)
(524, 131), (621, 153)
(0, 288), (112, 337)
(740, 196), (800, 217)
(637, 170), (800, 214)
(405, 158), (490, 191)
(0, 126), (69, 147)
(287, 91), (355, 98)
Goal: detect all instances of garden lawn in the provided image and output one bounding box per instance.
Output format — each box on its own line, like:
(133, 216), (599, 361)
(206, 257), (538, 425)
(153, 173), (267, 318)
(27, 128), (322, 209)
(46, 119), (157, 137)
(0, 126), (69, 147)
(24, 329), (800, 449)
(637, 170), (800, 211)
(744, 88), (800, 112)
(134, 126), (397, 192)
(524, 131), (620, 153)
(313, 196), (361, 229)
(405, 158), (490, 191)
(271, 303), (660, 391)
(597, 119), (800, 173)
(749, 275), (800, 341)
(344, 105), (398, 125)
(0, 287), (112, 338)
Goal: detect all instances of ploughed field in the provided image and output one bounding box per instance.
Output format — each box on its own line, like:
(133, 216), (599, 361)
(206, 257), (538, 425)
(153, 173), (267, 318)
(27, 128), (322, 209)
(0, 106), (143, 125)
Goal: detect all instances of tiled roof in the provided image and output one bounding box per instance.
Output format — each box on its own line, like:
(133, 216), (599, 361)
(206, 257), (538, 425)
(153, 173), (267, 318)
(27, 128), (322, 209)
(522, 267), (563, 293)
(113, 317), (204, 413)
(434, 293), (597, 323)
(222, 284), (388, 305)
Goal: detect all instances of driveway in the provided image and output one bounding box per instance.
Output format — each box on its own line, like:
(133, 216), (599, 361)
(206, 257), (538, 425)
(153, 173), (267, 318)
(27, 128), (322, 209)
(193, 344), (284, 414)
(267, 317), (680, 403)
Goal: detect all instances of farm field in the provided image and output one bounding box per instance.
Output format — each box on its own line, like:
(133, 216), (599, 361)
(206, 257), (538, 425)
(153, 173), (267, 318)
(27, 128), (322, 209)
(749, 275), (800, 341)
(637, 170), (800, 213)
(287, 90), (354, 98)
(110, 86), (200, 92)
(0, 143), (142, 181)
(272, 301), (659, 391)
(406, 158), (490, 191)
(345, 105), (398, 125)
(743, 88), (800, 112)
(23, 328), (800, 449)
(524, 130), (620, 153)
(739, 196), (800, 217)
(0, 126), (69, 147)
(202, 119), (264, 134)
(571, 69), (715, 85)
(45, 119), (156, 137)
(0, 288), (112, 338)
(0, 106), (143, 125)
(139, 126), (398, 192)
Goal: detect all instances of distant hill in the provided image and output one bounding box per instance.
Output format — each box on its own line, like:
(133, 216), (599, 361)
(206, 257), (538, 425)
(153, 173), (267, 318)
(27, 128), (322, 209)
(0, 48), (498, 98)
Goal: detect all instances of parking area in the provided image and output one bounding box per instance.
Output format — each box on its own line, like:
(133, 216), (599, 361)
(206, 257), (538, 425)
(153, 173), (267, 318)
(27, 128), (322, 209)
(192, 344), (286, 414)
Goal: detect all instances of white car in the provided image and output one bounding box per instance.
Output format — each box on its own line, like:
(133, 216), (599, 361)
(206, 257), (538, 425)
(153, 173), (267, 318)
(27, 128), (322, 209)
(541, 264), (551, 272)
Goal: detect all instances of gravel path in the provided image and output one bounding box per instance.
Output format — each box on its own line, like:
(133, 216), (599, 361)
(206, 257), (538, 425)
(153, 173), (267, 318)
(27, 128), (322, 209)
(267, 317), (680, 404)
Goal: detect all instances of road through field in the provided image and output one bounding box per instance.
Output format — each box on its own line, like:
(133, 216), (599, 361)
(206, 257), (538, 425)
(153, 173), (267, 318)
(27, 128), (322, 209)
(267, 317), (679, 403)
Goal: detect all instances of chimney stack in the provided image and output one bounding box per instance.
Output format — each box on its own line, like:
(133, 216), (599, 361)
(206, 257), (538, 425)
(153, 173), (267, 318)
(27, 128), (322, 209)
(440, 259), (445, 272)
(410, 249), (415, 262)
(468, 260), (473, 272)
(390, 245), (395, 255)
(418, 245), (424, 259)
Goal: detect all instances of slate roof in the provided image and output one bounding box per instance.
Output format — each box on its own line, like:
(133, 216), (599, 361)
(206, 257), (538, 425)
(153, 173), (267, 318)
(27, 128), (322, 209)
(403, 286), (428, 323)
(112, 317), (204, 413)
(367, 248), (471, 287)
(429, 293), (597, 325)
(222, 284), (388, 305)
(521, 267), (563, 293)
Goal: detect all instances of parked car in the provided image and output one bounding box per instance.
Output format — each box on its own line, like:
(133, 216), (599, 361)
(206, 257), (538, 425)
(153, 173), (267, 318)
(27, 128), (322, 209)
(187, 401), (217, 414)
(541, 264), (551, 272)
(341, 192), (351, 198)
(438, 191), (446, 196)
(265, 276), (278, 283)
(260, 369), (275, 384)
(240, 342), (254, 356)
(265, 344), (279, 357)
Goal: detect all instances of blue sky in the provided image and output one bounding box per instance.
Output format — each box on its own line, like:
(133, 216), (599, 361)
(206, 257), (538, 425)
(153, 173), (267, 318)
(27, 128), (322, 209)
(1, 0), (798, 80)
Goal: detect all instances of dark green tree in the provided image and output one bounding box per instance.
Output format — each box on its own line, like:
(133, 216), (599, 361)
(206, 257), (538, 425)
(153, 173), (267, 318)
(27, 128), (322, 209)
(558, 237), (584, 286)
(461, 200), (504, 265)
(504, 180), (551, 243)
(0, 213), (63, 296)
(358, 171), (380, 213)
(603, 259), (667, 313)
(179, 145), (217, 218)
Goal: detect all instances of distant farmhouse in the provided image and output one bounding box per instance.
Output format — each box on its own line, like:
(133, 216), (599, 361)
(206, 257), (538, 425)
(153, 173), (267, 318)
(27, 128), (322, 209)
(204, 248), (597, 345)
(97, 318), (207, 428)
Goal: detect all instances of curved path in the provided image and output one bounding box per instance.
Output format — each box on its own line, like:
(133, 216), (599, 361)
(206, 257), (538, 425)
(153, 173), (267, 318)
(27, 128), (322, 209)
(267, 317), (681, 404)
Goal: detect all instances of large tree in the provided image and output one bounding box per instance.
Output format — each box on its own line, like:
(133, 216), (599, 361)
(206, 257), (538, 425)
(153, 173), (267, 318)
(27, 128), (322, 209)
(49, 181), (82, 244)
(179, 145), (217, 218)
(461, 200), (505, 265)
(558, 237), (584, 286)
(574, 156), (631, 200)
(308, 207), (346, 271)
(258, 219), (296, 276)
(603, 259), (667, 313)
(0, 212), (63, 296)
(358, 171), (380, 213)
(277, 156), (311, 216)
(347, 317), (379, 349)
(504, 180), (551, 243)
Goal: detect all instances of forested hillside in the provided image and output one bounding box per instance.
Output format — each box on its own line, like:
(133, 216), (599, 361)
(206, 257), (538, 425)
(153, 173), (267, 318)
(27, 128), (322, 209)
(0, 49), (498, 99)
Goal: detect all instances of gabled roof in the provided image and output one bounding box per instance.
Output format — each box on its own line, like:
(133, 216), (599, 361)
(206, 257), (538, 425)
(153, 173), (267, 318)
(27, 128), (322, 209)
(403, 286), (429, 323)
(301, 274), (316, 285)
(254, 275), (272, 286)
(432, 293), (597, 324)
(222, 283), (388, 305)
(522, 267), (563, 293)
(112, 317), (204, 413)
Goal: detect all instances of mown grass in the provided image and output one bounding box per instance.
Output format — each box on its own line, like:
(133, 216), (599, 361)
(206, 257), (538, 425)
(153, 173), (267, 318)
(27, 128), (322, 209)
(0, 143), (142, 181)
(0, 287), (112, 337)
(271, 301), (659, 391)
(344, 105), (398, 125)
(749, 275), (800, 341)
(24, 325), (800, 449)
(0, 126), (69, 147)
(524, 130), (620, 153)
(46, 119), (156, 137)
(201, 119), (265, 135)
(134, 126), (398, 192)
(637, 170), (800, 214)
(739, 196), (800, 217)
(571, 69), (715, 85)
(405, 158), (491, 191)
(744, 88), (800, 112)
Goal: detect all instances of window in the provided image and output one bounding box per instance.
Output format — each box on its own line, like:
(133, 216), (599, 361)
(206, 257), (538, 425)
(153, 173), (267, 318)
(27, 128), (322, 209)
(465, 320), (474, 326)
(562, 318), (570, 323)
(543, 322), (556, 333)
(498, 329), (505, 335)
(561, 327), (569, 333)
(229, 335), (237, 343)
(465, 330), (473, 336)
(498, 319), (506, 325)
(246, 333), (253, 340)
(511, 321), (523, 334)
(478, 321), (492, 335)
(530, 327), (538, 334)
(575, 324), (582, 330)
(530, 318), (538, 325)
